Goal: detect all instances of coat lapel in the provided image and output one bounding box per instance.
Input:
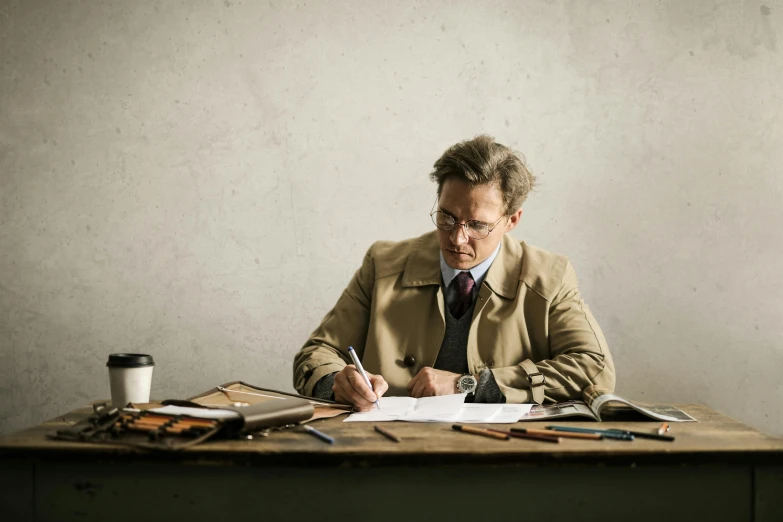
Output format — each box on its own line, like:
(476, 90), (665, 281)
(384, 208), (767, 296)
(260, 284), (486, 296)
(467, 235), (524, 372)
(483, 234), (524, 300)
(397, 232), (445, 369)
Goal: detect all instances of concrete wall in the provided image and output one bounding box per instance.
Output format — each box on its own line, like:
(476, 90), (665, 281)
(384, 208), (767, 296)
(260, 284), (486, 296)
(1, 0), (781, 436)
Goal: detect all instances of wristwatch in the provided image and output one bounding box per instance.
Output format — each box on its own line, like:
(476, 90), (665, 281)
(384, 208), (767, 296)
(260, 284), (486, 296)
(456, 374), (478, 394)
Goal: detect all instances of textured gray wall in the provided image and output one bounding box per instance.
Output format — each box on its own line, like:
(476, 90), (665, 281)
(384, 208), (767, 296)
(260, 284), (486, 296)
(1, 0), (781, 436)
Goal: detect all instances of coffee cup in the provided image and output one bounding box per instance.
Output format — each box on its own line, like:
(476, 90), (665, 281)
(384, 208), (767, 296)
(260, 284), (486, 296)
(106, 353), (155, 408)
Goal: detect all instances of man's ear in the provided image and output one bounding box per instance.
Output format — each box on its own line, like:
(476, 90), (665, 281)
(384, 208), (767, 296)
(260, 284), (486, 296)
(505, 209), (523, 232)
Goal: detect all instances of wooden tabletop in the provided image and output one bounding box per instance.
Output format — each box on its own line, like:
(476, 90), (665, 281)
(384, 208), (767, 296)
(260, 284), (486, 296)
(1, 403), (781, 467)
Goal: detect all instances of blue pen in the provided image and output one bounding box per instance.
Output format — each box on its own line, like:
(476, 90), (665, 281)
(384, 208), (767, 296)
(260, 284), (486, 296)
(303, 425), (335, 444)
(545, 425), (635, 441)
(347, 346), (380, 410)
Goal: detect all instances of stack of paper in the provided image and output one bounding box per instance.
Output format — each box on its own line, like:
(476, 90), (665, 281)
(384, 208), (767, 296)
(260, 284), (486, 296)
(344, 393), (533, 423)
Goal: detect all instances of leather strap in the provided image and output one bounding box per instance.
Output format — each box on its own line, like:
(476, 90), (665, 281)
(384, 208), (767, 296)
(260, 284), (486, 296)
(520, 360), (546, 404)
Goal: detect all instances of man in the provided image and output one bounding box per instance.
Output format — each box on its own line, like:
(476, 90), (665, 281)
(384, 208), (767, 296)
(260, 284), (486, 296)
(293, 135), (615, 411)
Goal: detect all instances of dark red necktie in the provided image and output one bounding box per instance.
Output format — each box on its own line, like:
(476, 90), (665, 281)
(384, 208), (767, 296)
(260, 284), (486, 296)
(450, 271), (475, 319)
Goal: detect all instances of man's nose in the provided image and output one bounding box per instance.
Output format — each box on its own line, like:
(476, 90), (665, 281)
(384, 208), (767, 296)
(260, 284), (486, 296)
(450, 224), (469, 245)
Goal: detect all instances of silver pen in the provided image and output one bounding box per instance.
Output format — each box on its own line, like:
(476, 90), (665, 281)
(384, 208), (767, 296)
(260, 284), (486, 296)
(347, 346), (380, 410)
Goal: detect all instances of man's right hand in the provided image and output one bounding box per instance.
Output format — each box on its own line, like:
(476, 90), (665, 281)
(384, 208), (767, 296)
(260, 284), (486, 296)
(333, 365), (389, 412)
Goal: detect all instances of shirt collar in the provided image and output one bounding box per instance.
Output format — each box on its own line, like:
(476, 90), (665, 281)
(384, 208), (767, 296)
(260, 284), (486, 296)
(440, 242), (502, 289)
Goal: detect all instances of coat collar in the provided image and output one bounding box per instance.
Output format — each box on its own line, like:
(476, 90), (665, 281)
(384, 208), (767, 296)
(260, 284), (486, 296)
(401, 231), (522, 300)
(400, 232), (442, 287)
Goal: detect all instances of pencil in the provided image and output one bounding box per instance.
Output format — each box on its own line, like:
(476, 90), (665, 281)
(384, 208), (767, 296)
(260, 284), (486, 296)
(658, 422), (670, 435)
(452, 424), (509, 440)
(127, 421), (172, 428)
(374, 425), (402, 443)
(122, 414), (167, 424)
(123, 412), (218, 429)
(167, 416), (216, 427)
(128, 414), (216, 428)
(123, 424), (184, 434)
(511, 427), (602, 440)
(488, 429), (561, 443)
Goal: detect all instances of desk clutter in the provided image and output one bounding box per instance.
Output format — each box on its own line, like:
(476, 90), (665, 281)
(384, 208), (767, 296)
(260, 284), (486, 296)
(51, 406), (226, 450)
(50, 392), (317, 450)
(48, 381), (691, 451)
(450, 423), (675, 443)
(49, 381), (355, 450)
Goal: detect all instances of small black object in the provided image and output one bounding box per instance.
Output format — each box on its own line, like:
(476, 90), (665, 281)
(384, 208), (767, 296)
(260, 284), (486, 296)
(403, 355), (416, 367)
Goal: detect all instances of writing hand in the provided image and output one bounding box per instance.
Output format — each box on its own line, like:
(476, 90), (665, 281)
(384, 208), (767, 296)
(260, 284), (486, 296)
(333, 365), (389, 412)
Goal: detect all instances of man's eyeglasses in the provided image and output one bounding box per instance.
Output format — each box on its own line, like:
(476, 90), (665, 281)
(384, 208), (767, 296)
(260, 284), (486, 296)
(430, 206), (507, 240)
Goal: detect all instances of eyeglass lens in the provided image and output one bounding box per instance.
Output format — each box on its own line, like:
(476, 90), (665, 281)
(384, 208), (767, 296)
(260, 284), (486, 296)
(431, 212), (490, 239)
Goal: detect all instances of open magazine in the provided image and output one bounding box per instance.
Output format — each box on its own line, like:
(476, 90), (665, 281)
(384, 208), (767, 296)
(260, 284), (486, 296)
(519, 385), (696, 422)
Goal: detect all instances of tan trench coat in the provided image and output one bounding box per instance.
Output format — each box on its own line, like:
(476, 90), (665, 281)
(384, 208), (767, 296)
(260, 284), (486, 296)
(293, 231), (615, 404)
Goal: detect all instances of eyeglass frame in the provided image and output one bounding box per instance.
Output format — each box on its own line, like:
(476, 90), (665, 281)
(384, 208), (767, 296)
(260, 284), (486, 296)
(429, 198), (508, 240)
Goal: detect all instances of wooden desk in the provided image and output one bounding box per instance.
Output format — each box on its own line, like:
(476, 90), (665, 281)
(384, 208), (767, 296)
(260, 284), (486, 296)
(1, 403), (781, 522)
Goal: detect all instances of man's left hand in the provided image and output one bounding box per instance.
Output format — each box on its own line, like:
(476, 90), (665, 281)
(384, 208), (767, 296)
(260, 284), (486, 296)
(407, 367), (460, 398)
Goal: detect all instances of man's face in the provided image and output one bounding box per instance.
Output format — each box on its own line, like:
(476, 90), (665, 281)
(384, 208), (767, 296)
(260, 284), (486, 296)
(436, 178), (522, 270)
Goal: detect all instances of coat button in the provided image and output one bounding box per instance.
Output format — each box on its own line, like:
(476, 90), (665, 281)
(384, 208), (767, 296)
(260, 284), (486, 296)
(403, 355), (416, 368)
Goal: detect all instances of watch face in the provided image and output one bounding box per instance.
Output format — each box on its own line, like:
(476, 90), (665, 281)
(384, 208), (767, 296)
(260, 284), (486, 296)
(459, 376), (476, 392)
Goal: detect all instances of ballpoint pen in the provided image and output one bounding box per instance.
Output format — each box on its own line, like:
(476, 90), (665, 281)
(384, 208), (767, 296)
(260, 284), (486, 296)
(545, 425), (635, 441)
(348, 346), (380, 410)
(303, 425), (335, 444)
(606, 429), (675, 441)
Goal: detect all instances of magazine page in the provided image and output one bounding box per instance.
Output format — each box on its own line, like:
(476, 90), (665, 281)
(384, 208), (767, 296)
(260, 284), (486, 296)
(517, 400), (598, 422)
(583, 386), (696, 422)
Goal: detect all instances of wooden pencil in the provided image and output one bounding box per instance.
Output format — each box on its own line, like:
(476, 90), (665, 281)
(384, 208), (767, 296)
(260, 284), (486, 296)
(452, 424), (510, 440)
(374, 425), (402, 443)
(488, 429), (561, 443)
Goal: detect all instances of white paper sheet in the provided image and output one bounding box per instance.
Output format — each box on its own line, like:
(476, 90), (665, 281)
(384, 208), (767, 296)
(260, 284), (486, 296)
(343, 394), (534, 423)
(457, 403), (533, 423)
(411, 403), (534, 423)
(344, 393), (467, 422)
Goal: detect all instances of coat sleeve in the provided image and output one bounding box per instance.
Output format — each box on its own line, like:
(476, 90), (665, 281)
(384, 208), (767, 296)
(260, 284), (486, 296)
(491, 261), (616, 404)
(292, 248), (376, 397)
